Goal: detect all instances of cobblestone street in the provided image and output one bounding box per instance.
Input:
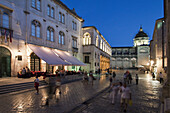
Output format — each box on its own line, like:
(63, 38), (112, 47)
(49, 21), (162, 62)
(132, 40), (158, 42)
(0, 70), (162, 113)
(74, 71), (162, 113)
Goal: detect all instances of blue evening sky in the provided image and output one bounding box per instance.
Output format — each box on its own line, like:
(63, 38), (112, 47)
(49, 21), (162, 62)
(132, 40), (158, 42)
(61, 0), (163, 47)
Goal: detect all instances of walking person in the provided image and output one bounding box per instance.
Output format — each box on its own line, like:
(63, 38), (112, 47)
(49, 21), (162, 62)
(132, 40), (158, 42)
(123, 72), (127, 84)
(121, 84), (132, 112)
(135, 74), (139, 85)
(34, 76), (39, 94)
(112, 71), (116, 81)
(110, 83), (118, 105)
(159, 72), (163, 84)
(89, 71), (94, 85)
(128, 73), (132, 84)
(83, 71), (88, 84)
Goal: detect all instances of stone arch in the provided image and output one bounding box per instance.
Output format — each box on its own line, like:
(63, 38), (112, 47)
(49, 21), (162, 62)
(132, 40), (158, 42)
(0, 46), (11, 77)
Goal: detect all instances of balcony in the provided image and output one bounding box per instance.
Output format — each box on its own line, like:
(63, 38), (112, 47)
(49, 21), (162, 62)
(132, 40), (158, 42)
(0, 27), (13, 43)
(72, 47), (78, 53)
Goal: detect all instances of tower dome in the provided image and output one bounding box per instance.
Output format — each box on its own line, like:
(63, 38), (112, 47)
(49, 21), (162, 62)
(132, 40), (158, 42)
(135, 26), (148, 38)
(133, 26), (149, 47)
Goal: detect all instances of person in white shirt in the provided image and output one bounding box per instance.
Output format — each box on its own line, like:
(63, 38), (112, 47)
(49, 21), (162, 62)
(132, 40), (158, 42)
(121, 84), (132, 112)
(110, 83), (118, 105)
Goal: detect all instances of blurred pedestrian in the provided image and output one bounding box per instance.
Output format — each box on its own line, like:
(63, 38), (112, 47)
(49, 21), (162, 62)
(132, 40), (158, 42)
(159, 72), (163, 84)
(128, 73), (132, 84)
(112, 71), (116, 81)
(123, 72), (127, 84)
(118, 82), (123, 103)
(22, 67), (26, 75)
(34, 76), (39, 94)
(110, 83), (118, 105)
(89, 71), (94, 85)
(135, 74), (138, 85)
(121, 84), (132, 112)
(83, 71), (88, 84)
(109, 76), (113, 86)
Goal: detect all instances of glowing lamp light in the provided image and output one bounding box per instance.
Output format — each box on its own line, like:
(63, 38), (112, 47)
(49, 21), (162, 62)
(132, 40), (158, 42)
(17, 50), (22, 61)
(147, 63), (149, 66)
(151, 60), (154, 66)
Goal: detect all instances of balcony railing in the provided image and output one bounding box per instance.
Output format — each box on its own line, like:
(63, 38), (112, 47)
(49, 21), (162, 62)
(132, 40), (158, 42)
(0, 27), (13, 43)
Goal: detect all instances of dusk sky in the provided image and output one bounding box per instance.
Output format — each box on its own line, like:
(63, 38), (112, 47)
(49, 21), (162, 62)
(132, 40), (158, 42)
(61, 0), (163, 47)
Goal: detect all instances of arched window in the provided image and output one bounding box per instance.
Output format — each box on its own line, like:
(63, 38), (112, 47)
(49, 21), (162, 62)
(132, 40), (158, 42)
(3, 12), (9, 28)
(83, 32), (91, 45)
(59, 31), (65, 45)
(96, 35), (98, 47)
(47, 27), (54, 41)
(31, 20), (41, 38)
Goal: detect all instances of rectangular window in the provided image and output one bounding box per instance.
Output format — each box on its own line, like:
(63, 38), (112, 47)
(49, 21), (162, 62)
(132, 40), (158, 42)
(62, 14), (65, 23)
(59, 35), (61, 44)
(51, 31), (54, 41)
(36, 26), (40, 38)
(31, 24), (36, 36)
(47, 5), (50, 16)
(37, 0), (41, 10)
(59, 12), (62, 22)
(75, 22), (77, 31)
(47, 30), (50, 40)
(85, 56), (89, 63)
(31, 0), (36, 8)
(62, 35), (64, 44)
(72, 21), (74, 30)
(51, 8), (54, 18)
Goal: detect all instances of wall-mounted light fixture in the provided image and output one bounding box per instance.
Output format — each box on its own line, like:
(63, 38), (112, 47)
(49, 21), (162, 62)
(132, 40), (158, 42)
(15, 50), (22, 61)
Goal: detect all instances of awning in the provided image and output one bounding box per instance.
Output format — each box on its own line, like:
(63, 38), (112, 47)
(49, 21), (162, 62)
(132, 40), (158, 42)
(53, 49), (86, 66)
(28, 44), (70, 65)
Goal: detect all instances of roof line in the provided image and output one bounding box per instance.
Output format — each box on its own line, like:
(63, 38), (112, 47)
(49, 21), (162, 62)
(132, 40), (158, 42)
(82, 26), (111, 48)
(53, 0), (84, 22)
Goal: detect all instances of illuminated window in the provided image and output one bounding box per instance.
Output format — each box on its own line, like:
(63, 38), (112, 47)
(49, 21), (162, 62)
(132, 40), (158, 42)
(59, 12), (65, 24)
(59, 31), (65, 45)
(100, 40), (102, 49)
(47, 5), (50, 16)
(51, 7), (54, 18)
(62, 14), (65, 24)
(96, 35), (98, 47)
(31, 0), (41, 11)
(3, 12), (9, 28)
(31, 20), (41, 38)
(47, 26), (54, 41)
(83, 33), (91, 45)
(72, 21), (77, 31)
(47, 5), (54, 18)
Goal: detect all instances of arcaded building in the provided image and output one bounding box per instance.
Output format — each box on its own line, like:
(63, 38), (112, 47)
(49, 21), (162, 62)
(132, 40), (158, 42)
(82, 26), (112, 73)
(111, 27), (150, 69)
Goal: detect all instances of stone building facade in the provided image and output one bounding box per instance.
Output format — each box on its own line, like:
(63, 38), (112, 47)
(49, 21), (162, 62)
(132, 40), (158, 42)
(111, 27), (150, 69)
(150, 18), (167, 75)
(0, 0), (84, 77)
(82, 26), (112, 73)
